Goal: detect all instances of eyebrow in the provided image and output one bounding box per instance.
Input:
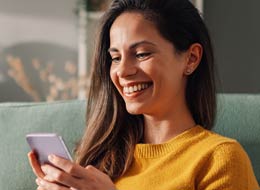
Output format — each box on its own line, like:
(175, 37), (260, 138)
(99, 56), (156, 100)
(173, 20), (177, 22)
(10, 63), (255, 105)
(108, 40), (156, 53)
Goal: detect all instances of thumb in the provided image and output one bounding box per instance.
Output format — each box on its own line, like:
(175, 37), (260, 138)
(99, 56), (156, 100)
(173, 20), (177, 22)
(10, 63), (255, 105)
(85, 165), (98, 171)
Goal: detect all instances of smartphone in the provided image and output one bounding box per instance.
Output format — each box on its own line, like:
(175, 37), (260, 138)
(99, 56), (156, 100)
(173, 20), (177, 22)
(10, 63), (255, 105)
(26, 133), (73, 165)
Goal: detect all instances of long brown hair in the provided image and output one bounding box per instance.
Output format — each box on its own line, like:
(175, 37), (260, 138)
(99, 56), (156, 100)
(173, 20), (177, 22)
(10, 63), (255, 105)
(75, 0), (216, 180)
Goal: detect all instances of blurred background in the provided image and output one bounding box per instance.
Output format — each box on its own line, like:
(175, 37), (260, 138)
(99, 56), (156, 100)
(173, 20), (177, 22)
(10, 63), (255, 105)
(0, 0), (259, 102)
(204, 0), (260, 93)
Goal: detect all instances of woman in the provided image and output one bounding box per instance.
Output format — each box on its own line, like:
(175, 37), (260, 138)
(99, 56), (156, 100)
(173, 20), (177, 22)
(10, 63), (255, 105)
(28, 0), (259, 189)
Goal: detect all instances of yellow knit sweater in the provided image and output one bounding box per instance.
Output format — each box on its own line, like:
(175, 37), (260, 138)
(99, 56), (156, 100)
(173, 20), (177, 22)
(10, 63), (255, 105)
(115, 126), (259, 190)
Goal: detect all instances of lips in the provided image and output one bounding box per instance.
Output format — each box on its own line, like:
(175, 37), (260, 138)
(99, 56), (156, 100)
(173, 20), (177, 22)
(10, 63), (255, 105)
(122, 82), (152, 95)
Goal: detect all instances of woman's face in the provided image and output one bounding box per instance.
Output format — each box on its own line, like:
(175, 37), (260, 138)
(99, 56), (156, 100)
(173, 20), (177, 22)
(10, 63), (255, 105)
(109, 12), (189, 117)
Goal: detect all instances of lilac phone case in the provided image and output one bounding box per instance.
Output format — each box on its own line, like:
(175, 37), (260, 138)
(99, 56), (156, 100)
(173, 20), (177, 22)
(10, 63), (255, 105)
(26, 133), (72, 165)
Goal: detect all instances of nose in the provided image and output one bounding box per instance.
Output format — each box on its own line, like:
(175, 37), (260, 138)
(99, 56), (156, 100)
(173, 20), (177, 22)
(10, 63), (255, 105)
(116, 58), (137, 78)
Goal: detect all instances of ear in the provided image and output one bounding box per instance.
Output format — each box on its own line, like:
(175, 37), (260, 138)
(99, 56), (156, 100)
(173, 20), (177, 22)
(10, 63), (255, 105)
(184, 43), (203, 75)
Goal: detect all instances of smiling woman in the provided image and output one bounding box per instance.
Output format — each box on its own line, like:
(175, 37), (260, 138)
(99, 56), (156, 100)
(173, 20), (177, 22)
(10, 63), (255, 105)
(109, 12), (201, 118)
(28, 0), (259, 190)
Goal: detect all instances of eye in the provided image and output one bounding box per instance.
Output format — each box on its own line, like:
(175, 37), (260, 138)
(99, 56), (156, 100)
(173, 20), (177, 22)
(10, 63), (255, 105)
(111, 56), (121, 63)
(136, 52), (151, 60)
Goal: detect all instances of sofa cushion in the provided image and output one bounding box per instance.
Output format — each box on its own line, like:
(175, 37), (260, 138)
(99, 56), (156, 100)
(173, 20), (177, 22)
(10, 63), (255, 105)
(0, 100), (86, 189)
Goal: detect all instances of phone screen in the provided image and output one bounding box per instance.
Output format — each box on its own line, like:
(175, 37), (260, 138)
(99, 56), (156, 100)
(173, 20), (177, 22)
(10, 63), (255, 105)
(26, 133), (72, 165)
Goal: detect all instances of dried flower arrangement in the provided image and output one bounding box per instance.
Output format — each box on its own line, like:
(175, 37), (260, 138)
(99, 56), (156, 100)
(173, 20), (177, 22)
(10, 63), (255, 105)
(6, 55), (89, 102)
(3, 1), (113, 102)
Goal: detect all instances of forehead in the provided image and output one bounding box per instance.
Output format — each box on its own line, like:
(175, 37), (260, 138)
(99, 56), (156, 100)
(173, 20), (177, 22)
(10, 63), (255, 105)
(109, 12), (161, 47)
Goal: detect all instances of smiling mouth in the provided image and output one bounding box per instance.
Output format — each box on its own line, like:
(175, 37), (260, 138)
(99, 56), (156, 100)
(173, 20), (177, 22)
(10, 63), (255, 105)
(123, 82), (153, 95)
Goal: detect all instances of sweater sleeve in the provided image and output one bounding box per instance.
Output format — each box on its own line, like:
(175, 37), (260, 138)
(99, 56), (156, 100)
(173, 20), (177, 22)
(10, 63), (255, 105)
(197, 142), (259, 190)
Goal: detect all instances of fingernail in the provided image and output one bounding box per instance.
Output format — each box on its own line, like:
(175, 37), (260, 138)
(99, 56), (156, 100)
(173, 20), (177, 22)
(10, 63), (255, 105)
(48, 154), (55, 161)
(36, 178), (41, 185)
(43, 175), (51, 181)
(37, 178), (44, 185)
(41, 166), (46, 173)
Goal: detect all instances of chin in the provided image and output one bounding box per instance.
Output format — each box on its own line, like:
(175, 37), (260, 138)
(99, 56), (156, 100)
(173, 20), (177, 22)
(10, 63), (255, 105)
(125, 105), (144, 115)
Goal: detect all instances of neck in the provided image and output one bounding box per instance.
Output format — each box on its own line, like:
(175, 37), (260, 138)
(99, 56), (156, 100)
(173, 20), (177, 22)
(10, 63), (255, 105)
(143, 103), (195, 144)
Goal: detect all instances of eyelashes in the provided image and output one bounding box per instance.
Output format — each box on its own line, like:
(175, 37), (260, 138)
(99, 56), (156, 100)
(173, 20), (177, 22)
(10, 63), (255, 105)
(110, 52), (152, 64)
(111, 56), (121, 63)
(136, 52), (152, 60)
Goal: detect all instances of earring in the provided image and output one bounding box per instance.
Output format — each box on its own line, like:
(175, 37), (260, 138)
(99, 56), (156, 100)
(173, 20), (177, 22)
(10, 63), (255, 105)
(186, 69), (192, 75)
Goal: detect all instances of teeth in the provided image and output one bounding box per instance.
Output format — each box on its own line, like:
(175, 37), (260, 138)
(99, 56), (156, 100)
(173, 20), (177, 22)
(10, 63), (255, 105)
(123, 83), (150, 94)
(129, 86), (133, 93)
(138, 84), (141, 91)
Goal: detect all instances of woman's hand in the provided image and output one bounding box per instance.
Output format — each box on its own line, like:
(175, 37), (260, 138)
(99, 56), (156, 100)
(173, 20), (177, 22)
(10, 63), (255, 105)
(28, 151), (117, 190)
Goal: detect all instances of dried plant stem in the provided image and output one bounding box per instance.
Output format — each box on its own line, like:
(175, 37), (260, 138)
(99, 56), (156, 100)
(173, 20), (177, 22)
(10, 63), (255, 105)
(7, 55), (41, 102)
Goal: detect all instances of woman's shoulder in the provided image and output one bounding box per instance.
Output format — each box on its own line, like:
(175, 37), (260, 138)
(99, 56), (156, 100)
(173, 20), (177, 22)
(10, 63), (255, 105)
(194, 126), (259, 189)
(186, 125), (250, 159)
(175, 125), (248, 159)
(193, 125), (241, 148)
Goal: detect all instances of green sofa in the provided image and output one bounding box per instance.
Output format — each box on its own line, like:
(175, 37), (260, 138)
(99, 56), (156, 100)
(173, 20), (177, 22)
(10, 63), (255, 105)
(0, 94), (259, 189)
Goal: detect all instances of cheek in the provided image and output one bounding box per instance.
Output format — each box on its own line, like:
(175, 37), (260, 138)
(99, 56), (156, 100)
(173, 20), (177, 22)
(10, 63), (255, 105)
(109, 67), (115, 82)
(139, 61), (157, 77)
(110, 66), (120, 89)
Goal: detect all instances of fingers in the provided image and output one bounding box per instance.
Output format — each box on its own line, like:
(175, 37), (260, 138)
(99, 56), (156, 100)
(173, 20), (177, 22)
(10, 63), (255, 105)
(48, 155), (88, 179)
(36, 178), (70, 190)
(37, 184), (78, 190)
(39, 155), (114, 190)
(41, 165), (82, 189)
(36, 186), (45, 190)
(28, 151), (45, 178)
